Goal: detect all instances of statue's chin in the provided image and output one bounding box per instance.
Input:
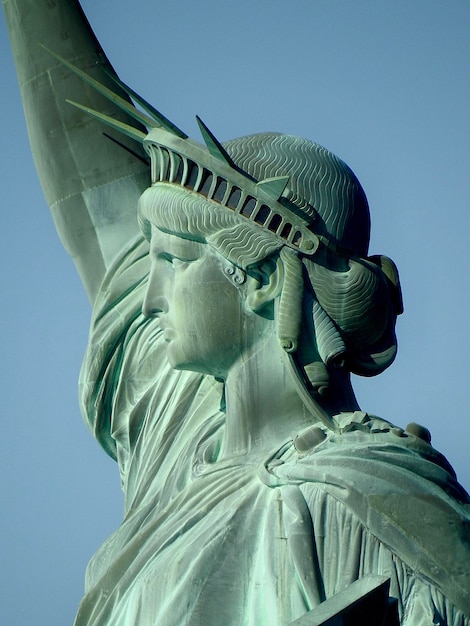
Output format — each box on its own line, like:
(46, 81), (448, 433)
(166, 343), (208, 376)
(168, 349), (228, 381)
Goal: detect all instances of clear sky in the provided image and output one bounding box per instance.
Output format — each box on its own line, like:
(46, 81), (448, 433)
(1, 1), (470, 624)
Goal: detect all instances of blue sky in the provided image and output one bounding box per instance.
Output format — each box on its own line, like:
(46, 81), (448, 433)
(1, 1), (470, 624)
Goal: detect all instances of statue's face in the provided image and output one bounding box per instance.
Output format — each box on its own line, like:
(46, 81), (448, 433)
(143, 228), (246, 378)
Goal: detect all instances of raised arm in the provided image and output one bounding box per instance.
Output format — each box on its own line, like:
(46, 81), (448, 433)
(2, 0), (149, 302)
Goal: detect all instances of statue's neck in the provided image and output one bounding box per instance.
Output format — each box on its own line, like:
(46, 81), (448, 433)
(219, 333), (359, 458)
(218, 333), (321, 460)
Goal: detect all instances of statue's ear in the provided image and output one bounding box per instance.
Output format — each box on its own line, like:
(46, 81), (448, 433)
(246, 256), (284, 312)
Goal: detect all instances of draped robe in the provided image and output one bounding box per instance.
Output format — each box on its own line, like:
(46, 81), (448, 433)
(76, 236), (470, 626)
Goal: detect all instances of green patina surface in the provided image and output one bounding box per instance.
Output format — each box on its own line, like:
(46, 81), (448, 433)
(3, 1), (470, 624)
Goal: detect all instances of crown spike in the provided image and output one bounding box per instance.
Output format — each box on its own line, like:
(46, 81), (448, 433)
(66, 100), (146, 143)
(102, 133), (150, 165)
(103, 69), (188, 139)
(195, 115), (235, 166)
(256, 176), (290, 200)
(41, 45), (157, 131)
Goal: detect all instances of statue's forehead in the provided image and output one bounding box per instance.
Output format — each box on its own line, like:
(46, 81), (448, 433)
(149, 228), (206, 261)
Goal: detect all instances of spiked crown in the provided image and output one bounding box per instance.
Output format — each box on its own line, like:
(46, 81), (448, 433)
(44, 46), (370, 260)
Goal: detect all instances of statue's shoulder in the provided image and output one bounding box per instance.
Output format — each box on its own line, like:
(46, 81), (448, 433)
(266, 411), (470, 618)
(291, 411), (449, 466)
(270, 411), (468, 503)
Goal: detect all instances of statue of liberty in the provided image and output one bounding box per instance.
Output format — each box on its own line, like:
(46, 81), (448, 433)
(4, 1), (470, 624)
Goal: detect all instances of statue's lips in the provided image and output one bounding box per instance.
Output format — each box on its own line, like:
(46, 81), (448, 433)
(162, 328), (176, 342)
(155, 316), (175, 341)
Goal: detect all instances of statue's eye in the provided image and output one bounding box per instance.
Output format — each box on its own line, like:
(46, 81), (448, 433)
(158, 252), (174, 264)
(157, 252), (189, 267)
(171, 258), (188, 269)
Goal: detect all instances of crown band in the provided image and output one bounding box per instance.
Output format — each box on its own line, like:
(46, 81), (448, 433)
(144, 128), (320, 255)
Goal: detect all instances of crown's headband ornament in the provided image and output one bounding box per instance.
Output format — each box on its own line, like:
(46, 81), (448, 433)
(43, 46), (320, 255)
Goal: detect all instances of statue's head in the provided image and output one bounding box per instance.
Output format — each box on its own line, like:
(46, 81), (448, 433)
(138, 128), (403, 395)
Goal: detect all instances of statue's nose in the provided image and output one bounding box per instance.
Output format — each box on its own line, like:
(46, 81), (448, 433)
(142, 261), (171, 318)
(142, 293), (168, 318)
